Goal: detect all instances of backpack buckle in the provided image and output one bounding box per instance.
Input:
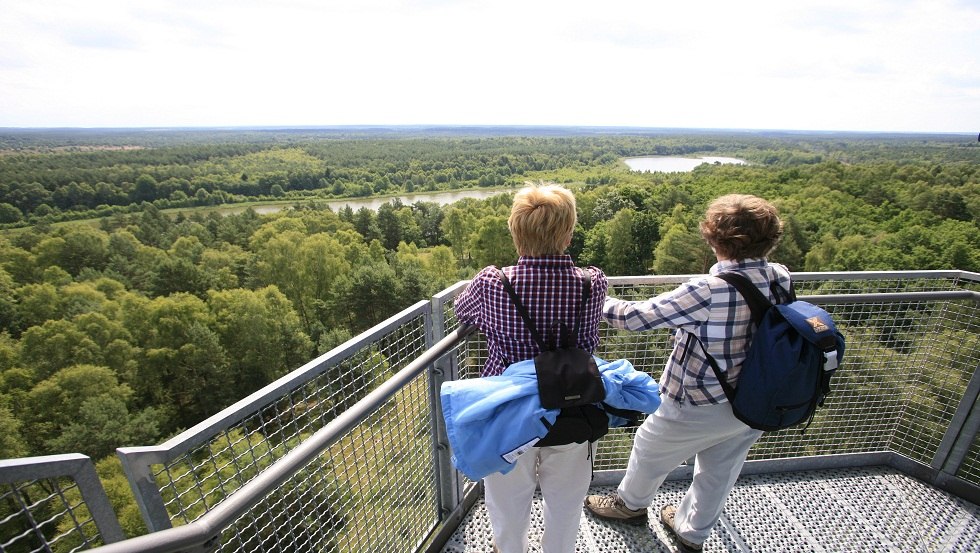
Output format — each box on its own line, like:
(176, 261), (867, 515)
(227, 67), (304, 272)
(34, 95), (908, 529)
(823, 350), (839, 371)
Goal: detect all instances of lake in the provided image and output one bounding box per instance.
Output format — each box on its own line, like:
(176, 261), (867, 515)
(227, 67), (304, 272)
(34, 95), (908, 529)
(624, 156), (747, 173)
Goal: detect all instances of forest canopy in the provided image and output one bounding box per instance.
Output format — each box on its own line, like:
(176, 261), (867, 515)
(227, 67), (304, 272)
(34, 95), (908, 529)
(0, 127), (977, 464)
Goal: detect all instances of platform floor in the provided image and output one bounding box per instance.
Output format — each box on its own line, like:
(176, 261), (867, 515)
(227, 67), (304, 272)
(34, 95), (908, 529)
(440, 465), (980, 552)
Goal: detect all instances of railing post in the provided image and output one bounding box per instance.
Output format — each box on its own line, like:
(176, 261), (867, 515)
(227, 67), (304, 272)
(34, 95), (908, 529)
(116, 448), (174, 532)
(932, 362), (980, 476)
(428, 285), (466, 521)
(72, 457), (127, 544)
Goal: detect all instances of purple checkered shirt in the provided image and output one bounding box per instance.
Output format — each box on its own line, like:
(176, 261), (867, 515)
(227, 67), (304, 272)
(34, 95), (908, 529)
(603, 259), (792, 405)
(453, 255), (608, 377)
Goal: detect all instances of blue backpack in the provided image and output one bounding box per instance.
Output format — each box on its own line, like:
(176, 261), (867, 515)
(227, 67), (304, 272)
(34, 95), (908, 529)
(699, 272), (845, 432)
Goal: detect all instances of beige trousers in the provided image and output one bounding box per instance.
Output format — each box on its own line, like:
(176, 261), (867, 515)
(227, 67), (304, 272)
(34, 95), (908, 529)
(484, 441), (594, 553)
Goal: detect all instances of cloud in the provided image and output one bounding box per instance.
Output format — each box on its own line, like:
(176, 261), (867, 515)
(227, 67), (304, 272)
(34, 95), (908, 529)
(0, 0), (976, 131)
(63, 28), (141, 50)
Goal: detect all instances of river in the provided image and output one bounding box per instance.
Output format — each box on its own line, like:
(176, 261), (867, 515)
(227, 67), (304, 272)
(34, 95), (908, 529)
(624, 156), (746, 173)
(212, 156), (747, 216)
(216, 187), (515, 215)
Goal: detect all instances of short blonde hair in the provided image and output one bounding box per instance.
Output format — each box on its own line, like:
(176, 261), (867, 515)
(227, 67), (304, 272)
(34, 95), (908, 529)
(508, 182), (577, 256)
(699, 194), (783, 260)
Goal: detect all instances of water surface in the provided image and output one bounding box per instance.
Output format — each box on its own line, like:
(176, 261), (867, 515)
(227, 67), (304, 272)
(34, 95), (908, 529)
(624, 156), (746, 173)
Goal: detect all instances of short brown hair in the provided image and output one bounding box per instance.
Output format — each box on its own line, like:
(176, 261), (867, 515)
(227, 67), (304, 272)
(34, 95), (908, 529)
(508, 182), (577, 256)
(699, 194), (783, 260)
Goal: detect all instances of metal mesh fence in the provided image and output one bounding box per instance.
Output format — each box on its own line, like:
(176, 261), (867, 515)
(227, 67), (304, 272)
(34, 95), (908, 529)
(7, 273), (976, 553)
(214, 370), (438, 553)
(444, 273), (980, 481)
(144, 312), (430, 528)
(0, 477), (100, 553)
(889, 298), (979, 467)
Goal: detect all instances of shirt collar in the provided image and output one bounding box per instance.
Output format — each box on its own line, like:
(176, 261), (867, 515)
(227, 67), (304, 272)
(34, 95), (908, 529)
(709, 258), (767, 275)
(516, 255), (575, 268)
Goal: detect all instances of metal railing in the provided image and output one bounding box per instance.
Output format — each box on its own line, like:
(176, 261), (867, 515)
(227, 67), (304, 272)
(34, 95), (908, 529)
(0, 454), (124, 552)
(1, 271), (978, 553)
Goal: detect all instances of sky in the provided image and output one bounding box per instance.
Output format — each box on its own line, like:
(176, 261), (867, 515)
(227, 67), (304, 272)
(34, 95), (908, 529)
(1, 0), (978, 133)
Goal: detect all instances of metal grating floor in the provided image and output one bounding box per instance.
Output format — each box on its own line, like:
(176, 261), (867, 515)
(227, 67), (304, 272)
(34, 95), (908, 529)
(440, 466), (980, 552)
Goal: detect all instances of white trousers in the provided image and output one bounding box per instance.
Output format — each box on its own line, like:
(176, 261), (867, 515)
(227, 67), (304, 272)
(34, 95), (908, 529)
(617, 399), (763, 544)
(484, 441), (594, 553)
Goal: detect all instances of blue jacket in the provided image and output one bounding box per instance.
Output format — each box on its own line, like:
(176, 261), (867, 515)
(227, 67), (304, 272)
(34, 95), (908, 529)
(440, 358), (661, 481)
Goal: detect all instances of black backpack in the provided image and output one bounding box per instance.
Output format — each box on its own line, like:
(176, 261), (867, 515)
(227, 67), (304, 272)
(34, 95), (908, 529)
(497, 268), (606, 409)
(697, 272), (846, 432)
(498, 268), (609, 445)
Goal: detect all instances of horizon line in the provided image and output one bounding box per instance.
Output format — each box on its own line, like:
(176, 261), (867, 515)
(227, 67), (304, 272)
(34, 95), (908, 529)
(0, 124), (974, 136)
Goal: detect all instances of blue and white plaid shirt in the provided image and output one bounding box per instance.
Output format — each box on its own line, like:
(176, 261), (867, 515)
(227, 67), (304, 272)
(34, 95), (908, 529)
(454, 255), (609, 377)
(603, 259), (791, 405)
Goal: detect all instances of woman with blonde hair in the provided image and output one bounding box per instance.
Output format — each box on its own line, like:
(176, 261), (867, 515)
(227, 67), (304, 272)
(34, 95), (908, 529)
(454, 182), (609, 553)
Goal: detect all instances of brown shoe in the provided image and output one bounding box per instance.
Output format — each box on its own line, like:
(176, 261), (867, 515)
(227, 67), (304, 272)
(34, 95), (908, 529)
(659, 505), (703, 552)
(583, 493), (648, 525)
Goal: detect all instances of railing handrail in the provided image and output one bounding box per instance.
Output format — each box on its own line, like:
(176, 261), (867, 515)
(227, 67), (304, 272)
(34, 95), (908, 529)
(604, 269), (980, 286)
(91, 325), (478, 553)
(801, 290), (980, 304)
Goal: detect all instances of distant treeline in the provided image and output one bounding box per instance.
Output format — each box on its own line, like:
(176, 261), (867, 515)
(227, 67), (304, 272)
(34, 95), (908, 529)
(0, 130), (975, 226)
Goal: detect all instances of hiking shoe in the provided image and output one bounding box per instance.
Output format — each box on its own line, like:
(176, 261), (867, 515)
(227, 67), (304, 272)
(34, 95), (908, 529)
(659, 505), (703, 552)
(583, 493), (648, 525)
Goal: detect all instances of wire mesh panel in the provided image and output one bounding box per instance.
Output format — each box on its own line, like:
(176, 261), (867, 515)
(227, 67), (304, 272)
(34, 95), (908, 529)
(0, 477), (99, 553)
(122, 310), (431, 530)
(0, 455), (123, 553)
(213, 370), (439, 553)
(438, 273), (980, 478)
(889, 298), (980, 468)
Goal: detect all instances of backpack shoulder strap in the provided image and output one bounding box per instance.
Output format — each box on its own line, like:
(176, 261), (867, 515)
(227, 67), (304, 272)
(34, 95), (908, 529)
(697, 271), (776, 402)
(566, 268), (592, 349)
(497, 268), (546, 350)
(716, 272), (773, 325)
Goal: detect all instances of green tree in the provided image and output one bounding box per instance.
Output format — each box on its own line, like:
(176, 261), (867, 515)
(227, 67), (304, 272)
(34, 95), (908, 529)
(770, 214), (807, 270)
(422, 245), (460, 290)
(25, 364), (162, 458)
(14, 283), (60, 331)
(377, 202), (402, 250)
(440, 206), (474, 260)
(151, 256), (208, 297)
(126, 293), (231, 429)
(132, 174), (159, 203)
(605, 208), (652, 276)
(19, 319), (102, 380)
(468, 216), (514, 269)
(208, 286), (313, 399)
(579, 222), (608, 269)
(0, 202), (23, 224)
(353, 207), (381, 242)
(339, 261), (401, 331)
(0, 239), (36, 284)
(651, 224), (713, 275)
(46, 394), (162, 459)
(0, 405), (27, 458)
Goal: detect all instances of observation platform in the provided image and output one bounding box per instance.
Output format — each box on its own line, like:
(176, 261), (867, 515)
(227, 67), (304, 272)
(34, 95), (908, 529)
(444, 467), (979, 552)
(1, 271), (979, 553)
